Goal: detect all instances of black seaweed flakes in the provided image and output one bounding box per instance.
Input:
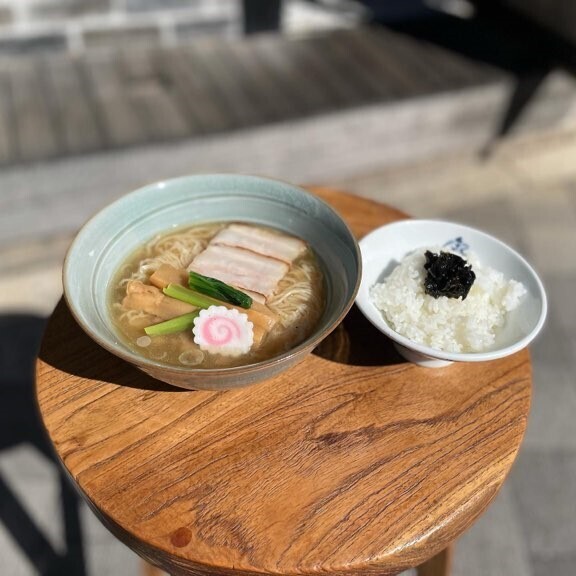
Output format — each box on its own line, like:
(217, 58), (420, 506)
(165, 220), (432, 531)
(424, 250), (476, 300)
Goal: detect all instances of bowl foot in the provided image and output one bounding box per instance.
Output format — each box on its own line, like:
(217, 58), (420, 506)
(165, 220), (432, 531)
(393, 343), (453, 368)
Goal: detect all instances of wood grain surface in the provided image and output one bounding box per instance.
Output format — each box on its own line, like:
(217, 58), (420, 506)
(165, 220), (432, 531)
(35, 188), (532, 576)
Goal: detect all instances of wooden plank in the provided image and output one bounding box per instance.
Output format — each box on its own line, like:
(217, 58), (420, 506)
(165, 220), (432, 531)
(7, 57), (60, 161)
(0, 24), (512, 166)
(252, 33), (336, 115)
(367, 28), (466, 93)
(42, 53), (103, 154)
(120, 46), (157, 82)
(119, 48), (191, 141)
(204, 38), (288, 124)
(0, 64), (16, 164)
(156, 45), (231, 134)
(187, 38), (268, 129)
(81, 52), (148, 147)
(291, 33), (373, 108)
(242, 34), (309, 120)
(320, 28), (398, 102)
(337, 29), (426, 98)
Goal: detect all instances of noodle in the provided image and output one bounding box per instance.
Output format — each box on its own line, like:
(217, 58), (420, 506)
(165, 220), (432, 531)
(110, 222), (325, 368)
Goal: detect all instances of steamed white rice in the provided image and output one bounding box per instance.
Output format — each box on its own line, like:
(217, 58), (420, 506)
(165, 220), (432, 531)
(370, 248), (527, 353)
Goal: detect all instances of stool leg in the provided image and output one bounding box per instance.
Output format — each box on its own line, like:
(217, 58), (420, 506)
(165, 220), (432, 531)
(141, 560), (169, 576)
(416, 545), (453, 576)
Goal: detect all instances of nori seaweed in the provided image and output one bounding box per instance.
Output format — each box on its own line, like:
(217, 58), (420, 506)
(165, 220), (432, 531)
(424, 250), (476, 300)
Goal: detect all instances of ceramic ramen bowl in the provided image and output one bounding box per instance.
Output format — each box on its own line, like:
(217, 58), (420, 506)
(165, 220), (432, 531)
(355, 219), (547, 368)
(63, 174), (361, 390)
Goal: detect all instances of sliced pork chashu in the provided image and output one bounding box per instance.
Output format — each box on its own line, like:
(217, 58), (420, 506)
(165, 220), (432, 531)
(188, 224), (308, 302)
(188, 244), (289, 299)
(210, 224), (307, 264)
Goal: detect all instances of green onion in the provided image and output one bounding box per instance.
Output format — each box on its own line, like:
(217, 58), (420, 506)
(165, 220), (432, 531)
(163, 283), (220, 309)
(144, 311), (200, 336)
(188, 271), (252, 309)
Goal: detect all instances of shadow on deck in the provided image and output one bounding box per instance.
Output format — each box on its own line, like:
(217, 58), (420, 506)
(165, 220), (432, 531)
(0, 17), (543, 167)
(0, 4), (576, 167)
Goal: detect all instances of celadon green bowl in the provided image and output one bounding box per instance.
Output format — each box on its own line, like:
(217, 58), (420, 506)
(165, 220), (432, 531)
(63, 174), (361, 390)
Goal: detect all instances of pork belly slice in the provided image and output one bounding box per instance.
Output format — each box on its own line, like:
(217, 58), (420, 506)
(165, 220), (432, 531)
(188, 244), (288, 298)
(211, 224), (307, 264)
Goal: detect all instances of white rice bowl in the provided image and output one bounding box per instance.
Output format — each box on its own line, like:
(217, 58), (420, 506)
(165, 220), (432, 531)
(370, 247), (527, 353)
(355, 219), (547, 367)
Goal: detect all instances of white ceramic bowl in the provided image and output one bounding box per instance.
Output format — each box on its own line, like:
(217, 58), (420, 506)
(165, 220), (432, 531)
(355, 219), (547, 367)
(63, 174), (361, 390)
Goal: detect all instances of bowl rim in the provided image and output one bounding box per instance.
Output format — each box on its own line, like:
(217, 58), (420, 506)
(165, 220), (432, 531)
(63, 173), (362, 377)
(355, 218), (548, 363)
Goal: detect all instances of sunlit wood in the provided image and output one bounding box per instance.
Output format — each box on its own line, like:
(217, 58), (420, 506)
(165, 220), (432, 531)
(36, 189), (531, 576)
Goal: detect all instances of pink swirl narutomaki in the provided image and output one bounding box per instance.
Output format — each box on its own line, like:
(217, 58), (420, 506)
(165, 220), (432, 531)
(192, 306), (254, 357)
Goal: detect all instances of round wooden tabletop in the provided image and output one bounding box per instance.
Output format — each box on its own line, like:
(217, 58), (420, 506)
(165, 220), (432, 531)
(36, 188), (532, 576)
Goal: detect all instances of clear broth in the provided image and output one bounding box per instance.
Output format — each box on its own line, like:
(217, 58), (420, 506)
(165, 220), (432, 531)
(109, 222), (325, 369)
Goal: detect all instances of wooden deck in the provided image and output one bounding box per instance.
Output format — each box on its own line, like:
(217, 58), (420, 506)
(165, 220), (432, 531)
(0, 25), (505, 166)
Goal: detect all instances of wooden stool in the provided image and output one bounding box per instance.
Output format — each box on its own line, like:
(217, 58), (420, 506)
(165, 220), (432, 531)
(35, 188), (531, 576)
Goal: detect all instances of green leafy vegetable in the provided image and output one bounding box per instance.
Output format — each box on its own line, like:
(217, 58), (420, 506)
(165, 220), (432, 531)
(144, 311), (199, 336)
(163, 284), (219, 309)
(188, 271), (252, 309)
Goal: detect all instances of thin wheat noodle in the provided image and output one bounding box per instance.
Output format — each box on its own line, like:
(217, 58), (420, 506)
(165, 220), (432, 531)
(110, 222), (325, 368)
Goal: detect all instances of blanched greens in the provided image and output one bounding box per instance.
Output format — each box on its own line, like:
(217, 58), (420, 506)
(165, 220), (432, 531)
(144, 311), (199, 336)
(188, 271), (252, 309)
